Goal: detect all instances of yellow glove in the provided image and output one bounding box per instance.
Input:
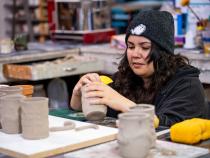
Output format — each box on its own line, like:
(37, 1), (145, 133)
(170, 118), (210, 144)
(100, 75), (113, 85)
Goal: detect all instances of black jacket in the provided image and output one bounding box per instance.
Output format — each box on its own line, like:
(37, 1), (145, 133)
(107, 65), (209, 127)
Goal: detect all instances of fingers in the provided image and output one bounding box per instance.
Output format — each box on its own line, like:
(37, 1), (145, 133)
(73, 83), (82, 96)
(83, 83), (108, 105)
(89, 73), (100, 82)
(79, 73), (100, 86)
(83, 73), (100, 83)
(73, 73), (100, 95)
(85, 91), (104, 98)
(83, 82), (104, 98)
(85, 82), (104, 92)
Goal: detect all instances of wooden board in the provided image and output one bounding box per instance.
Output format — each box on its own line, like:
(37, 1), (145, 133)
(0, 116), (118, 158)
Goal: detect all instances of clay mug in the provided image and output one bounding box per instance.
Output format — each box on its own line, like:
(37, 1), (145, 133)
(129, 104), (156, 148)
(0, 85), (22, 129)
(0, 86), (23, 96)
(0, 95), (25, 134)
(81, 85), (107, 121)
(118, 112), (152, 158)
(21, 97), (49, 140)
(0, 92), (7, 129)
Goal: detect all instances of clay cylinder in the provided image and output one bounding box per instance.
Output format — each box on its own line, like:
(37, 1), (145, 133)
(0, 86), (23, 96)
(21, 97), (49, 140)
(0, 95), (25, 134)
(81, 85), (107, 121)
(129, 104), (156, 148)
(0, 86), (23, 129)
(118, 112), (152, 158)
(0, 92), (7, 129)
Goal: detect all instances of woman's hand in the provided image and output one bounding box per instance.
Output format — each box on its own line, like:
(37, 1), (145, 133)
(72, 73), (101, 96)
(84, 82), (136, 112)
(70, 73), (100, 111)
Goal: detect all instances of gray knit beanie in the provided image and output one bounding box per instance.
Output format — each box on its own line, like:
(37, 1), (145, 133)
(125, 10), (174, 54)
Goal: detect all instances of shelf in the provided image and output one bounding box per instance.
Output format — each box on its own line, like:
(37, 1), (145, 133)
(34, 33), (50, 37)
(6, 31), (49, 37)
(4, 4), (39, 10)
(5, 17), (48, 24)
(5, 0), (49, 42)
(112, 1), (163, 12)
(4, 3), (47, 10)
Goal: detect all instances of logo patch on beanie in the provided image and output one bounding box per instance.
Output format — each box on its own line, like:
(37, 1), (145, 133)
(131, 24), (146, 35)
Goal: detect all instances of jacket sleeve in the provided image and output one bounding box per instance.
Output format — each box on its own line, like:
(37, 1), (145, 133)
(155, 77), (208, 127)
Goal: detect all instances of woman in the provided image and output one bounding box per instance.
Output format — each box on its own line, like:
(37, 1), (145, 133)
(70, 10), (208, 127)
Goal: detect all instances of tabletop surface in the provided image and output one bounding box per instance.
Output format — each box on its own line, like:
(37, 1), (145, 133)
(50, 108), (210, 158)
(0, 108), (210, 158)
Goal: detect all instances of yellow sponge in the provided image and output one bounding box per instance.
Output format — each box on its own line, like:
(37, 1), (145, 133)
(154, 115), (159, 129)
(170, 118), (210, 144)
(100, 75), (113, 85)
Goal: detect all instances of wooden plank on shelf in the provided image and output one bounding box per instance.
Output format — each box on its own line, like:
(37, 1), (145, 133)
(112, 1), (163, 12)
(3, 55), (105, 81)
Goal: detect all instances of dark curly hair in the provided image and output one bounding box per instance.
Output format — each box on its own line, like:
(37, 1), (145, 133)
(111, 43), (189, 104)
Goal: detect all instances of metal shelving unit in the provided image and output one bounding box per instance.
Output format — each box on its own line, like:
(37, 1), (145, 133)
(5, 0), (49, 42)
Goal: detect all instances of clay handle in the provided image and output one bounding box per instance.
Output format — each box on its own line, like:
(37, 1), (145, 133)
(75, 124), (99, 131)
(50, 121), (76, 132)
(117, 134), (128, 145)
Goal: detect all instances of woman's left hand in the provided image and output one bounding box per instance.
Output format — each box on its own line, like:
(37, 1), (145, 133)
(84, 82), (136, 112)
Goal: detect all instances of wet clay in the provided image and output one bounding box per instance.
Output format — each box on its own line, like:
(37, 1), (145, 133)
(50, 121), (99, 132)
(129, 104), (156, 148)
(0, 95), (25, 134)
(81, 85), (107, 121)
(0, 86), (23, 130)
(21, 97), (49, 140)
(50, 121), (76, 132)
(0, 86), (23, 96)
(0, 92), (7, 129)
(158, 148), (176, 156)
(85, 111), (106, 121)
(75, 124), (99, 131)
(118, 112), (152, 158)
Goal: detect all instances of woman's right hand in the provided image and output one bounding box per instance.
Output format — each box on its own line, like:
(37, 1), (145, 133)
(72, 73), (101, 97)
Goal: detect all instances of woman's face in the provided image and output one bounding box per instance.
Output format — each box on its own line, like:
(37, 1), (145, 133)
(127, 35), (154, 79)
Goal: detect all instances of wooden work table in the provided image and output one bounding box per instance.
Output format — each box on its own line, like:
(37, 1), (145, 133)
(49, 108), (210, 158)
(1, 108), (210, 158)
